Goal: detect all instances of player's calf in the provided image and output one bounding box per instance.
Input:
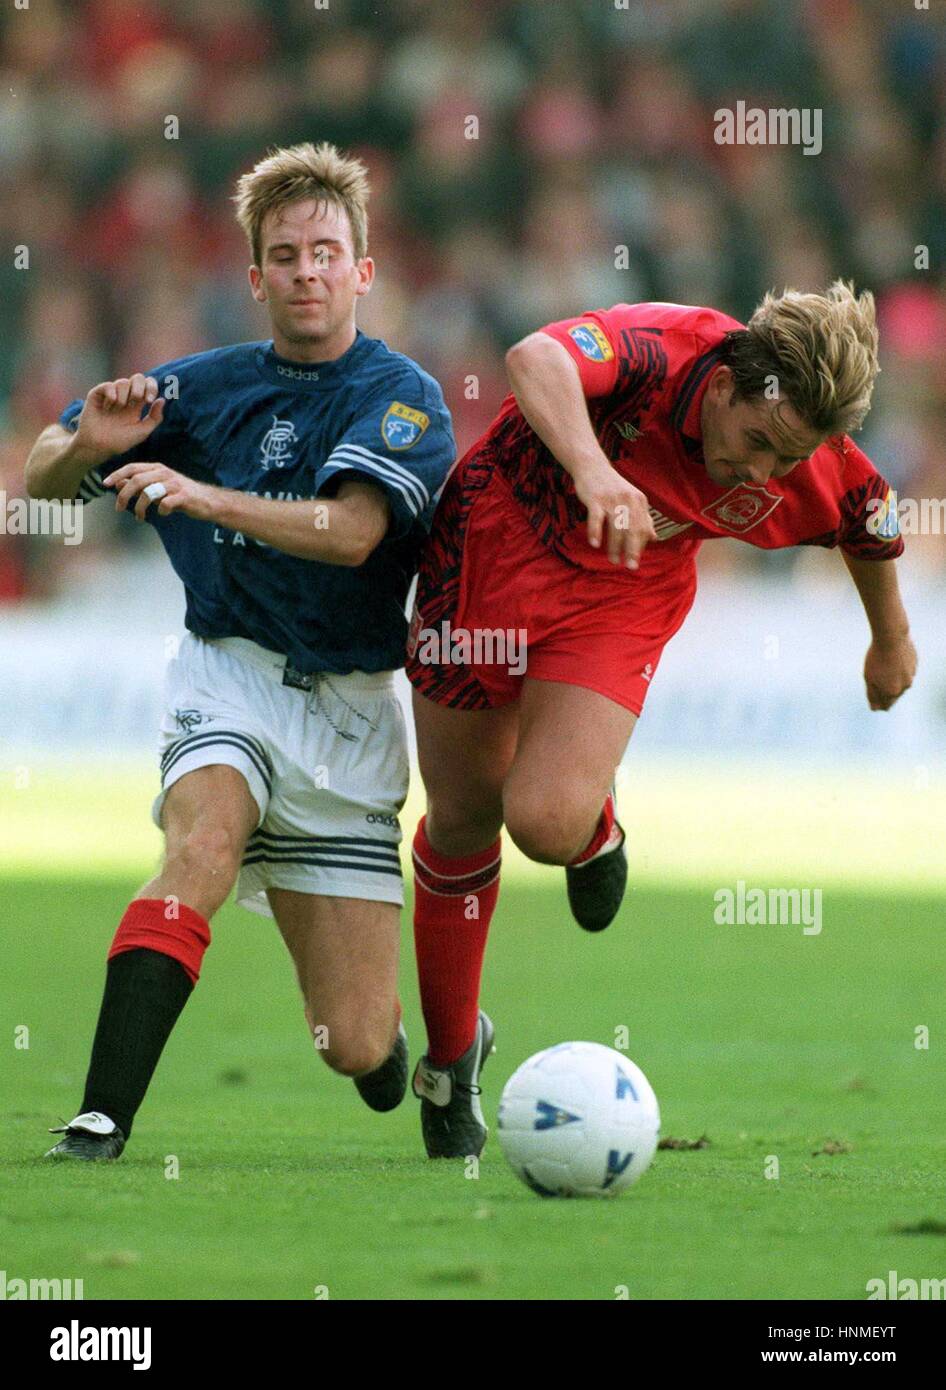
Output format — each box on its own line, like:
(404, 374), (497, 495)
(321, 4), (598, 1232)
(41, 905), (209, 1160)
(41, 772), (258, 1161)
(504, 781), (628, 931)
(271, 891), (405, 1112)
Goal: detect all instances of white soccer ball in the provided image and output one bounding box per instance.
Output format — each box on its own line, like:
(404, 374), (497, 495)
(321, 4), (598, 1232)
(496, 1041), (660, 1198)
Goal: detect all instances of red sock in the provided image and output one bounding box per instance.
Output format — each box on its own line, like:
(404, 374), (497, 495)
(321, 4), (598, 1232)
(412, 817), (501, 1067)
(108, 898), (211, 985)
(568, 791), (617, 867)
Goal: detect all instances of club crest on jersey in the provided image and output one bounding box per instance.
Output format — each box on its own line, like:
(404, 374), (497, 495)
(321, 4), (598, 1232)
(382, 402), (429, 450)
(701, 483), (783, 533)
(260, 415), (298, 470)
(568, 323), (614, 362)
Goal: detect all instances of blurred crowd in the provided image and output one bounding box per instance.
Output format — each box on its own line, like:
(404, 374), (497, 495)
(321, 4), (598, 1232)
(1, 0), (944, 601)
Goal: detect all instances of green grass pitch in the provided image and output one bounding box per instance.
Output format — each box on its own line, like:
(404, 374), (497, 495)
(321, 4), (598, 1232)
(2, 872), (944, 1301)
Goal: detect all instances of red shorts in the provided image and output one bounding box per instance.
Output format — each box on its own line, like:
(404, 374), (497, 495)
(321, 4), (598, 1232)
(406, 451), (698, 716)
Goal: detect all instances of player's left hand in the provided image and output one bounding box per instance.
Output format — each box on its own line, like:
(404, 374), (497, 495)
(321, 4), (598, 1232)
(102, 462), (217, 523)
(863, 633), (917, 710)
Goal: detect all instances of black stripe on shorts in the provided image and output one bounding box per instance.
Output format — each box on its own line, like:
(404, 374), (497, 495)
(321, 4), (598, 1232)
(241, 852), (402, 879)
(161, 730), (273, 795)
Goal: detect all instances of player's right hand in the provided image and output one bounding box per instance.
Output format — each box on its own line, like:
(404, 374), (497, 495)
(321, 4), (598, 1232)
(574, 462), (657, 569)
(71, 376), (165, 463)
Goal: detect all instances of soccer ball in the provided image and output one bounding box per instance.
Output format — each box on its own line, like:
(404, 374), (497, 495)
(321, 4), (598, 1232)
(496, 1041), (660, 1198)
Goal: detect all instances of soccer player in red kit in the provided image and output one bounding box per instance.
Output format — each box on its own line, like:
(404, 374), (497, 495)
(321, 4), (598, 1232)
(404, 282), (917, 1158)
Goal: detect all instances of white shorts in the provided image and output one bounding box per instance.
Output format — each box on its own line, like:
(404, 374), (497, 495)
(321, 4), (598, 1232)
(151, 633), (409, 916)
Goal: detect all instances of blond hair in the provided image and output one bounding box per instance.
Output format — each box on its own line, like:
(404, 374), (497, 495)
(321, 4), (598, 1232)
(722, 280), (880, 436)
(233, 141), (370, 265)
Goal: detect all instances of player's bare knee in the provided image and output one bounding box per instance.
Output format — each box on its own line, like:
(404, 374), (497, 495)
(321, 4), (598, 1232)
(167, 824), (243, 893)
(504, 793), (586, 865)
(315, 1023), (391, 1077)
(506, 822), (579, 865)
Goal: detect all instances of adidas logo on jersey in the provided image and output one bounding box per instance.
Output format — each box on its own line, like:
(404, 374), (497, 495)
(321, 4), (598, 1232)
(275, 364), (320, 381)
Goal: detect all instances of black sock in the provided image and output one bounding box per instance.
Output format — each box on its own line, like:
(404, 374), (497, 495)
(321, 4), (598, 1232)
(80, 948), (194, 1139)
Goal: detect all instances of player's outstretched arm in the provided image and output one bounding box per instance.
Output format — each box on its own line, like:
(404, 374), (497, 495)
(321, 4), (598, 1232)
(25, 375), (165, 501)
(841, 552), (917, 710)
(505, 332), (656, 568)
(102, 462), (389, 568)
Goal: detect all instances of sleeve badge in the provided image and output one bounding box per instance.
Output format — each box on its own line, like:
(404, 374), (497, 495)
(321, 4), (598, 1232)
(567, 323), (614, 362)
(382, 401), (430, 450)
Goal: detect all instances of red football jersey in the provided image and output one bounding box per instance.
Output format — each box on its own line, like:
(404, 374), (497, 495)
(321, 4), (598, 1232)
(482, 302), (903, 578)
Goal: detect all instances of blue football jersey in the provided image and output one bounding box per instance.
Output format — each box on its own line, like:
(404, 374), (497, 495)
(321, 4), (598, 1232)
(60, 333), (456, 673)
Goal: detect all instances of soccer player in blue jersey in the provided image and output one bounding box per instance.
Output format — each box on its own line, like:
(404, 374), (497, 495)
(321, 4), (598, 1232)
(24, 143), (456, 1160)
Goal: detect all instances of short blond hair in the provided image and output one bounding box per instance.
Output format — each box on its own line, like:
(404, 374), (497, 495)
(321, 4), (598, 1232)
(233, 141), (370, 265)
(722, 280), (880, 436)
